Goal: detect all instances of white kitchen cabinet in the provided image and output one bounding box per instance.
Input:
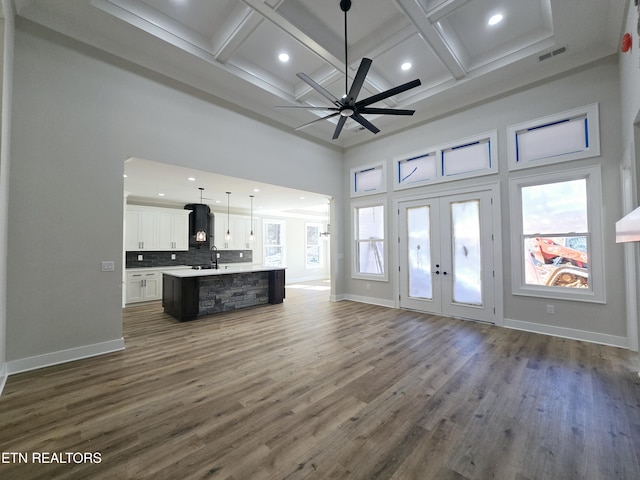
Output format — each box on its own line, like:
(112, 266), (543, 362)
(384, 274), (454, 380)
(157, 210), (190, 250)
(126, 205), (190, 251)
(214, 214), (257, 250)
(125, 207), (157, 251)
(126, 270), (161, 304)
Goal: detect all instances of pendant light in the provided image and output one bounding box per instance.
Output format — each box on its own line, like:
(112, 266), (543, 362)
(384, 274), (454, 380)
(249, 195), (255, 241)
(195, 187), (207, 243)
(225, 192), (232, 242)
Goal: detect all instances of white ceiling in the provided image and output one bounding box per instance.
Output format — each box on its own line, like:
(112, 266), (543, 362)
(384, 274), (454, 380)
(13, 0), (626, 148)
(11, 0), (627, 210)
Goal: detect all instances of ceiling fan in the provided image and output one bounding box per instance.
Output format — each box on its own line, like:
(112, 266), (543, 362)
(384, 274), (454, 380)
(276, 0), (421, 140)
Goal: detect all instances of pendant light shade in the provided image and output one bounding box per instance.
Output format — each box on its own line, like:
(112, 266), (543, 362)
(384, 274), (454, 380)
(195, 187), (207, 243)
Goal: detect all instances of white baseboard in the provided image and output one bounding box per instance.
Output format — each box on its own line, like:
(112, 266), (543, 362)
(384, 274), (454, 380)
(504, 318), (628, 349)
(7, 338), (125, 376)
(342, 294), (395, 308)
(286, 275), (330, 284)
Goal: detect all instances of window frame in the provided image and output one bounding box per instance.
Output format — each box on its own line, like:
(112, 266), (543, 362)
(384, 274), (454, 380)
(350, 162), (387, 198)
(509, 165), (605, 303)
(305, 222), (322, 269)
(393, 130), (498, 191)
(263, 219), (286, 267)
(352, 199), (388, 281)
(507, 103), (600, 171)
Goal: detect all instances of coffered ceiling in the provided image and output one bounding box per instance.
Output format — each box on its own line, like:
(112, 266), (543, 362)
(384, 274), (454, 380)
(13, 0), (626, 148)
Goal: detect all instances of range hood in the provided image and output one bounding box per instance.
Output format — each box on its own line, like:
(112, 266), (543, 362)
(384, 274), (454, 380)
(184, 203), (211, 246)
(616, 206), (640, 243)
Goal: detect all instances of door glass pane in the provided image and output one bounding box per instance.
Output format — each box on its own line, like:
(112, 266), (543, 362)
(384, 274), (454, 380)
(451, 200), (482, 305)
(407, 206), (432, 299)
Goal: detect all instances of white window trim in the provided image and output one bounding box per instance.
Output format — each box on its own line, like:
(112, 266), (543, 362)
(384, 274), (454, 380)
(263, 219), (286, 267)
(350, 162), (387, 198)
(305, 222), (323, 270)
(352, 198), (388, 281)
(507, 103), (600, 171)
(509, 165), (606, 303)
(393, 130), (498, 191)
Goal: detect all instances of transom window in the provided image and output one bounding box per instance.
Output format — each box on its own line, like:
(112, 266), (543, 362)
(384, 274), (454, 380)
(508, 103), (600, 170)
(394, 131), (498, 190)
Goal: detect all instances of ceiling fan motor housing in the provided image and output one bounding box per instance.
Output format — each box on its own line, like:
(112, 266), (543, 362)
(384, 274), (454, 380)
(340, 0), (352, 13)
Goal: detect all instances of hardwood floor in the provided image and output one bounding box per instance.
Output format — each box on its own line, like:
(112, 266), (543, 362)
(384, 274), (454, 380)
(1, 280), (640, 479)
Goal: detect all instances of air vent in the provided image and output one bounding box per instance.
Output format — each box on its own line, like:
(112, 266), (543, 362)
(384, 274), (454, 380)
(538, 46), (567, 62)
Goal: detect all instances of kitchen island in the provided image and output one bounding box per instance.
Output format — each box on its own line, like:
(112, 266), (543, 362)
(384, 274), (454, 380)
(162, 266), (285, 321)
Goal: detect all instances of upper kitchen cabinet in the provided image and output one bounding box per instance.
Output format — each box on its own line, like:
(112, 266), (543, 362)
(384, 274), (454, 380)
(126, 206), (157, 251)
(125, 205), (190, 251)
(157, 210), (190, 250)
(214, 214), (261, 252)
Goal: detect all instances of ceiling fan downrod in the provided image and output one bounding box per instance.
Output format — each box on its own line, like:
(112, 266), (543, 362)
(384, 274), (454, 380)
(340, 0), (351, 98)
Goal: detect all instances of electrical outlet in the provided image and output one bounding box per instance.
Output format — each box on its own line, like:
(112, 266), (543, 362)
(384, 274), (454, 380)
(171, 253), (176, 260)
(137, 254), (143, 261)
(546, 304), (555, 314)
(366, 283), (371, 290)
(239, 252), (243, 258)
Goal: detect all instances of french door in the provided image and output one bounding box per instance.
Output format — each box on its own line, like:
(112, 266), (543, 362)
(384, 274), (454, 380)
(398, 190), (496, 323)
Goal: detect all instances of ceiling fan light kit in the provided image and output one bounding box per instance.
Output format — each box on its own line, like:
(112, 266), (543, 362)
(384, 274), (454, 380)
(276, 0), (421, 140)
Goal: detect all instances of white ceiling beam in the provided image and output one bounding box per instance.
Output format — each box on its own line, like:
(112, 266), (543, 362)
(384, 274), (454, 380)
(211, 3), (263, 63)
(394, 0), (467, 80)
(239, 0), (346, 76)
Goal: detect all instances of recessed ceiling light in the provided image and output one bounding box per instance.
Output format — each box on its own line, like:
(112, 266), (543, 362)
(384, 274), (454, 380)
(401, 62), (412, 71)
(299, 196), (305, 200)
(158, 193), (165, 197)
(488, 13), (503, 26)
(123, 174), (127, 178)
(253, 188), (260, 192)
(278, 53), (290, 63)
(187, 177), (196, 181)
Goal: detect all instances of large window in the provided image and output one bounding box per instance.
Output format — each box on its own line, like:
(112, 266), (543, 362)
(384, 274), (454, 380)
(263, 220), (285, 267)
(353, 203), (387, 280)
(509, 166), (605, 302)
(305, 223), (321, 269)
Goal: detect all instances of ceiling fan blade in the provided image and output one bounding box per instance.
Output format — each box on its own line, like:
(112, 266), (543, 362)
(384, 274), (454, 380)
(358, 107), (416, 116)
(355, 79), (421, 108)
(297, 73), (342, 107)
(332, 116), (348, 140)
(295, 112), (340, 131)
(275, 105), (340, 111)
(347, 58), (372, 103)
(351, 113), (380, 135)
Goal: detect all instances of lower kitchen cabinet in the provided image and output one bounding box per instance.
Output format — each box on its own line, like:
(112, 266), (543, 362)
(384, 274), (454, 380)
(126, 270), (162, 304)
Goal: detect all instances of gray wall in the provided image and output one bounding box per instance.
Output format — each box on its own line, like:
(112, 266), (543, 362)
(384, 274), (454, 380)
(6, 21), (343, 368)
(343, 56), (627, 344)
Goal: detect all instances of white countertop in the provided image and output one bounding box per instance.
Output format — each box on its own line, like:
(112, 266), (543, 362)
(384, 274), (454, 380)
(162, 265), (285, 278)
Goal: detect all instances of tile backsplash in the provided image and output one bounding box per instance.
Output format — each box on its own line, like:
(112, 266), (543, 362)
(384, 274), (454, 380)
(126, 246), (252, 268)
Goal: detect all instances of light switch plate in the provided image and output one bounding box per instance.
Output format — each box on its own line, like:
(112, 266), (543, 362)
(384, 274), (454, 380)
(101, 261), (115, 272)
